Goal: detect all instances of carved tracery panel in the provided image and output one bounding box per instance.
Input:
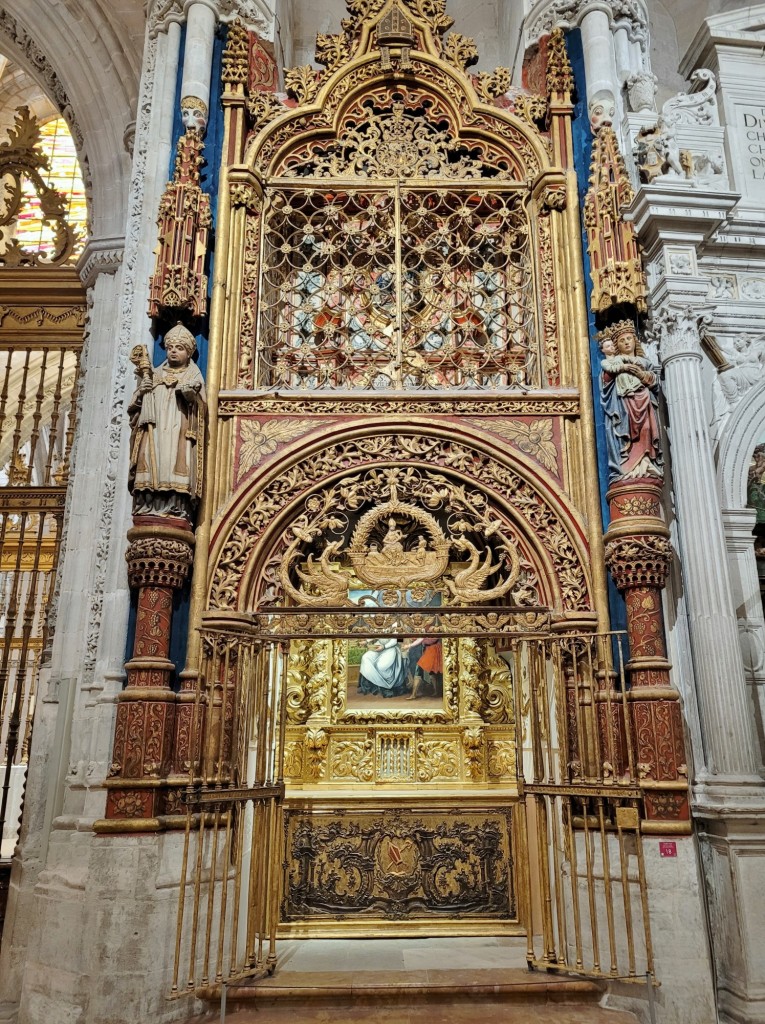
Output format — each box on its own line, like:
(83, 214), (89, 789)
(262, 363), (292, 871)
(256, 184), (537, 391)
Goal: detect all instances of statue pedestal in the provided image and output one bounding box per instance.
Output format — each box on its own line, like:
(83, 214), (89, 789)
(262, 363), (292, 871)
(605, 477), (690, 832)
(98, 518), (194, 830)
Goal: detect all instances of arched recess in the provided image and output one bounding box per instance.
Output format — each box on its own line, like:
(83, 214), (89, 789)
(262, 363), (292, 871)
(718, 379), (765, 511)
(0, 2), (142, 237)
(716, 379), (765, 759)
(208, 421), (595, 624)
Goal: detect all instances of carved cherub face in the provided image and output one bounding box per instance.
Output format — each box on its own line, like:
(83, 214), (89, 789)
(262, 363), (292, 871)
(600, 337), (616, 357)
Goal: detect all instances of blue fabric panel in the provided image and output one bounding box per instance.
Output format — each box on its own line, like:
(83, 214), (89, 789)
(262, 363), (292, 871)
(566, 28), (628, 638)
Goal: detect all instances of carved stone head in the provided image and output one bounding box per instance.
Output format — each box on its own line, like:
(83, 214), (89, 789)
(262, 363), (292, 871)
(588, 94), (615, 131)
(181, 96), (208, 133)
(163, 322), (197, 363)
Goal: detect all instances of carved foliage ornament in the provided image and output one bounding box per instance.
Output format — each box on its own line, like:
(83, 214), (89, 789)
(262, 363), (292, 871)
(604, 534), (672, 591)
(277, 469), (537, 610)
(0, 106), (78, 267)
(277, 90), (520, 180)
(277, 0), (527, 130)
(211, 433), (591, 612)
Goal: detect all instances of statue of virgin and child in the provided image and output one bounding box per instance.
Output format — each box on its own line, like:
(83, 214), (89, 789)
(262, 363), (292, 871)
(599, 322), (663, 483)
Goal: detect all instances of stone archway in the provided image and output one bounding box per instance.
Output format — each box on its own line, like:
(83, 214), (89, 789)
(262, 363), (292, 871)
(717, 380), (765, 760)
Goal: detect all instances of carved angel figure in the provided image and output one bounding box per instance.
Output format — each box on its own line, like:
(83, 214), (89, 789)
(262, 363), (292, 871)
(128, 323), (206, 522)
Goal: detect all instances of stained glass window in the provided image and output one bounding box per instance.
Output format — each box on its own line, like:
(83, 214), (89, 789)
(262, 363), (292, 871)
(14, 117), (87, 257)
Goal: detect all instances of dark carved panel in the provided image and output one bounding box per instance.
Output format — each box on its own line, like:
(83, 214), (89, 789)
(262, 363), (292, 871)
(282, 807), (515, 923)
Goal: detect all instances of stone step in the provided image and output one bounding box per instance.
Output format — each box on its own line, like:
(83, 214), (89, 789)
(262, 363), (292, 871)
(185, 968), (641, 1024)
(182, 940), (642, 1024)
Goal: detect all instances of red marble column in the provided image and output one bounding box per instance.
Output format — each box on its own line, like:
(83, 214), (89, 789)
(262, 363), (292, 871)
(605, 478), (690, 832)
(101, 519), (194, 828)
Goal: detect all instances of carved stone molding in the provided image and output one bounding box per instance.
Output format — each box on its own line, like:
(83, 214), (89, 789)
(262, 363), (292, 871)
(126, 525), (195, 590)
(528, 0), (647, 42)
(76, 237), (125, 289)
(604, 534), (672, 590)
(661, 69), (719, 128)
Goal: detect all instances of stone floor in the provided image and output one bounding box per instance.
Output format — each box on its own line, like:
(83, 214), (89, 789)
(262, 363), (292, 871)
(184, 937), (642, 1023)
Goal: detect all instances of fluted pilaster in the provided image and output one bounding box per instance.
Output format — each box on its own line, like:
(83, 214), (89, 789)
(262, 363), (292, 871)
(657, 305), (763, 790)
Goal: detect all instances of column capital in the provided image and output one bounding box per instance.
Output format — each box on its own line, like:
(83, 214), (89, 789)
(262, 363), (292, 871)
(526, 0), (647, 42)
(604, 533), (672, 590)
(651, 303), (715, 363)
(148, 0), (273, 38)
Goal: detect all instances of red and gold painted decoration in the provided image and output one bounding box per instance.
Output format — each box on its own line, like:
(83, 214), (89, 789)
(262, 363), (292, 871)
(584, 104), (689, 831)
(584, 126), (647, 318)
(604, 481), (688, 829)
(147, 127), (211, 320)
(102, 520), (194, 826)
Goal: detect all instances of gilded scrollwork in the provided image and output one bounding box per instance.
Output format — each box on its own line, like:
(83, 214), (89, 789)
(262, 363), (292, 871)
(284, 65), (323, 105)
(285, 640), (311, 723)
(315, 32), (352, 73)
(246, 91), (286, 128)
(480, 644), (515, 725)
(441, 32), (479, 71)
(211, 433), (590, 614)
(473, 418), (559, 474)
(473, 68), (512, 103)
(330, 735), (375, 781)
(282, 808), (515, 923)
(487, 737), (516, 779)
(462, 725), (484, 779)
(219, 396), (580, 416)
(458, 639), (483, 720)
(275, 468), (538, 610)
(283, 739), (304, 779)
(416, 737), (459, 781)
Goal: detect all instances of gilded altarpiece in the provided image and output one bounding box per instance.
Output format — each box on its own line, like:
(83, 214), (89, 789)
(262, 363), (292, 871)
(197, 3), (605, 935)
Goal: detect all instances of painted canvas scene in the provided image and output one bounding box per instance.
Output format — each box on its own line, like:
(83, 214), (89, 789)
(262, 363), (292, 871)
(346, 635), (444, 709)
(345, 589), (445, 710)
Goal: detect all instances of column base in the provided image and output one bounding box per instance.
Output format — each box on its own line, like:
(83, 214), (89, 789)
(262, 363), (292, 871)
(697, 814), (765, 1024)
(693, 774), (765, 818)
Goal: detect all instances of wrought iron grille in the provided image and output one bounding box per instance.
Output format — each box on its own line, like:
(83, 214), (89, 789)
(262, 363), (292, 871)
(256, 185), (537, 391)
(0, 320), (82, 856)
